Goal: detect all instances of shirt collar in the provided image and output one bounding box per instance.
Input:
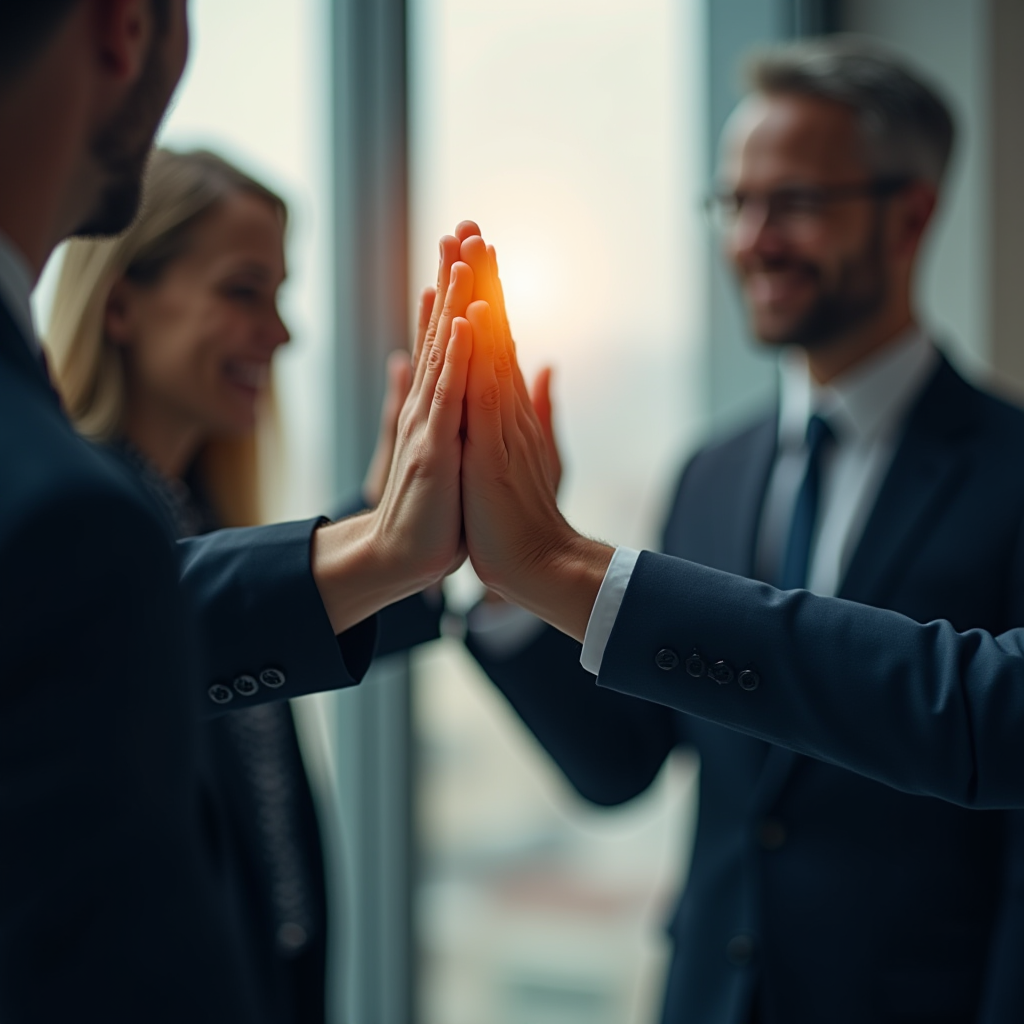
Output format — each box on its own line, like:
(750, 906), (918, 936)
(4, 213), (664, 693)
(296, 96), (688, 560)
(0, 230), (39, 354)
(777, 327), (938, 450)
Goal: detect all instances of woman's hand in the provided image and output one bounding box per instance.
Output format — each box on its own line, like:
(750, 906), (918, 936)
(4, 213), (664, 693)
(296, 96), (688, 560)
(311, 240), (475, 634)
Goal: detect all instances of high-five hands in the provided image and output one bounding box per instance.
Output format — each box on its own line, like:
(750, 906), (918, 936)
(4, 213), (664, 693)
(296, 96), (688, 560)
(315, 221), (611, 645)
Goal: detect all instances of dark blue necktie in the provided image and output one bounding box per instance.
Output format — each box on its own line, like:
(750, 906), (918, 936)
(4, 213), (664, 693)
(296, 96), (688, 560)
(778, 413), (835, 590)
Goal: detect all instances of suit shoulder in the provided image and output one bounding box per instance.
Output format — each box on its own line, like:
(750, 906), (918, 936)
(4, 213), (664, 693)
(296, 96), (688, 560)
(0, 382), (166, 550)
(673, 410), (776, 492)
(966, 381), (1024, 438)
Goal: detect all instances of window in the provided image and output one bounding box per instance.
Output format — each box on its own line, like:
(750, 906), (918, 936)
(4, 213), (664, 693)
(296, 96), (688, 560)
(409, 2), (705, 1020)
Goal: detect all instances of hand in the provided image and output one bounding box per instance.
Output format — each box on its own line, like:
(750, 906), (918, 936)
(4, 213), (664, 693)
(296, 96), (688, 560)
(362, 277), (448, 506)
(311, 244), (475, 634)
(455, 223), (563, 491)
(460, 278), (612, 642)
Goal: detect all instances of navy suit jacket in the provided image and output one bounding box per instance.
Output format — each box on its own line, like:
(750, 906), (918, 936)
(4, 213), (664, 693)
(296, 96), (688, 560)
(471, 356), (1024, 1024)
(0, 300), (384, 1022)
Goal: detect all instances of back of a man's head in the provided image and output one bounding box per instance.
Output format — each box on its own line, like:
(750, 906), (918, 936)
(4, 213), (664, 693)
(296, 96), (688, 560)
(745, 35), (956, 189)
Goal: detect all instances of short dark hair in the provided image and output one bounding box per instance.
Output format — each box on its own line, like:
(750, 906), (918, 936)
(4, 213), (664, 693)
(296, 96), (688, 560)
(0, 0), (170, 89)
(0, 1), (81, 88)
(746, 35), (956, 186)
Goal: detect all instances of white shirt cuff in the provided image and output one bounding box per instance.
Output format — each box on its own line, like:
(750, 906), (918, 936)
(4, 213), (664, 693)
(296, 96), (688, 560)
(580, 547), (641, 676)
(466, 600), (547, 658)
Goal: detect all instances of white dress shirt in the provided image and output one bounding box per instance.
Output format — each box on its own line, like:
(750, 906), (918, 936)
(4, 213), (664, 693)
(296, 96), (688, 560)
(580, 328), (940, 675)
(0, 231), (38, 352)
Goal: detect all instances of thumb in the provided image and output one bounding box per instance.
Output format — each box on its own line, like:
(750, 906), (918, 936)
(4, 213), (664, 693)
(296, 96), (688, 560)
(530, 366), (562, 492)
(385, 349), (413, 423)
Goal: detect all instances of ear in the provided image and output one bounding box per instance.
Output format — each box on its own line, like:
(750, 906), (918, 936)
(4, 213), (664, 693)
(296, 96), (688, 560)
(104, 277), (138, 347)
(894, 181), (939, 259)
(91, 0), (154, 85)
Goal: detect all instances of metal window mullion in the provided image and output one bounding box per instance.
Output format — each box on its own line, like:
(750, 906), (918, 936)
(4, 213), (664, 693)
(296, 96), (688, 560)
(329, 0), (413, 1021)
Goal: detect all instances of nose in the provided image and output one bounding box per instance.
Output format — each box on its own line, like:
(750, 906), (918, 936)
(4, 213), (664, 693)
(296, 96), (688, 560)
(265, 307), (290, 352)
(274, 310), (291, 348)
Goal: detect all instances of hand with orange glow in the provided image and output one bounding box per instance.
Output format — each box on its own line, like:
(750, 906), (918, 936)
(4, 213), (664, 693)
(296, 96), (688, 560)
(456, 230), (613, 642)
(453, 220), (563, 493)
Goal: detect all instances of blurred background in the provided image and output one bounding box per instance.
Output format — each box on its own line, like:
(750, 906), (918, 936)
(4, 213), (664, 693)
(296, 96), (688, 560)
(32, 0), (1024, 1021)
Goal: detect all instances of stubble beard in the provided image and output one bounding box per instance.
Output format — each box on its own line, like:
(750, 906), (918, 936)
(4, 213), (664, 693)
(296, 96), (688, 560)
(750, 214), (889, 353)
(74, 29), (176, 238)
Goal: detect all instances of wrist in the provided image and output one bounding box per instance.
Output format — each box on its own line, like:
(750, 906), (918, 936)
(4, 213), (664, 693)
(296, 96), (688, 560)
(492, 526), (614, 643)
(311, 511), (430, 634)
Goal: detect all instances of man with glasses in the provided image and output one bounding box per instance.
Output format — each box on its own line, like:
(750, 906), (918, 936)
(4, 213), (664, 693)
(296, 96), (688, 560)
(467, 38), (1024, 1023)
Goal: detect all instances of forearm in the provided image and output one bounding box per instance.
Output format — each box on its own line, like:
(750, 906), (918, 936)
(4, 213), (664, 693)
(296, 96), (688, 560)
(468, 622), (675, 805)
(311, 511), (434, 635)
(599, 551), (1024, 809)
(488, 530), (614, 644)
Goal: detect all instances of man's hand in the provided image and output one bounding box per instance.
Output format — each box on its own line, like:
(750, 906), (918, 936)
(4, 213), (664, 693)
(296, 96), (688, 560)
(455, 224), (563, 492)
(460, 276), (612, 643)
(312, 246), (475, 635)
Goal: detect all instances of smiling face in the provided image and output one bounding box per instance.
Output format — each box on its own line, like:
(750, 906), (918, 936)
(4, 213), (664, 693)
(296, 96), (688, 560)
(718, 92), (892, 350)
(110, 190), (289, 453)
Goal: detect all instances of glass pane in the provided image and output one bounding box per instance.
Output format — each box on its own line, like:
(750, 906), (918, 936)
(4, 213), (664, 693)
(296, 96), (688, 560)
(409, 2), (705, 1021)
(158, 0), (334, 523)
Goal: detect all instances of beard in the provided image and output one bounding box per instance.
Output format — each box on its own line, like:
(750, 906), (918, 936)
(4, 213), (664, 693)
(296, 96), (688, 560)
(74, 25), (177, 237)
(743, 215), (888, 352)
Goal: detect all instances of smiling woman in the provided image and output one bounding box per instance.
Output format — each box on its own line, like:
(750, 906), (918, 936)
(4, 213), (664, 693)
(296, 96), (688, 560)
(48, 148), (288, 528)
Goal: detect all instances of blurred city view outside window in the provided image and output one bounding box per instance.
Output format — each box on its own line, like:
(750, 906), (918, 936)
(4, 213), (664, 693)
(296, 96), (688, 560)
(409, 2), (706, 1021)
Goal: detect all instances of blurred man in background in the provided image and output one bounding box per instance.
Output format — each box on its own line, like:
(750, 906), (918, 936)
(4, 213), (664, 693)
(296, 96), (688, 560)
(467, 38), (1024, 1024)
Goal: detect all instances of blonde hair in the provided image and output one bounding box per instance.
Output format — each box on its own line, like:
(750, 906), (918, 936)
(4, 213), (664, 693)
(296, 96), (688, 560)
(47, 148), (287, 528)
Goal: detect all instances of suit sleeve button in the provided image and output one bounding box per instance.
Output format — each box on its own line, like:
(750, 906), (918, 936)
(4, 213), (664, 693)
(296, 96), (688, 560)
(709, 661), (734, 685)
(260, 667), (286, 689)
(208, 684), (234, 705)
(655, 648), (680, 671)
(738, 669), (760, 691)
(233, 674), (259, 696)
(685, 652), (706, 678)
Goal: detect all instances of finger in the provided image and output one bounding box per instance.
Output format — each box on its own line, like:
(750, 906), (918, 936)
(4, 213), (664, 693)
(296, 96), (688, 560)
(530, 366), (562, 490)
(460, 235), (500, 308)
(416, 261), (475, 410)
(486, 244), (533, 408)
(455, 219), (481, 242)
(464, 299), (506, 464)
(385, 349), (413, 420)
(412, 286), (436, 359)
(530, 366), (553, 437)
(428, 316), (472, 440)
(416, 235), (461, 368)
(467, 300), (516, 443)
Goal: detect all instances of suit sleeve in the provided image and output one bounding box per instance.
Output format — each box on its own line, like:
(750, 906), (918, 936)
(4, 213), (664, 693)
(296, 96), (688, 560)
(597, 550), (1024, 809)
(467, 621), (677, 806)
(977, 512), (1024, 1021)
(0, 484), (259, 1023)
(178, 518), (377, 718)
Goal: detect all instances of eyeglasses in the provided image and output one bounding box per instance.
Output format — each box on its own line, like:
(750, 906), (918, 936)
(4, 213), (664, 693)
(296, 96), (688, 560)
(703, 177), (912, 234)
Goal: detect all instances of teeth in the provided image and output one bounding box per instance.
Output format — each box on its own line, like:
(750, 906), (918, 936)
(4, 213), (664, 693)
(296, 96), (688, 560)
(226, 361), (269, 389)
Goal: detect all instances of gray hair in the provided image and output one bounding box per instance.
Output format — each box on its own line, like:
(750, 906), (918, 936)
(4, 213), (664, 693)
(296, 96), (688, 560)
(745, 35), (955, 186)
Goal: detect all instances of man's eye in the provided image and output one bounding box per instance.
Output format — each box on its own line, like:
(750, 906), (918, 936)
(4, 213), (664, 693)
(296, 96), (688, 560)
(225, 285), (259, 302)
(775, 192), (822, 214)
